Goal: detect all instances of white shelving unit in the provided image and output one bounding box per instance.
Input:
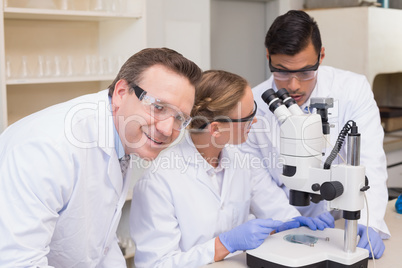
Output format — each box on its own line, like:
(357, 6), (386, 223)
(0, 0), (146, 131)
(305, 6), (402, 88)
(0, 0), (146, 265)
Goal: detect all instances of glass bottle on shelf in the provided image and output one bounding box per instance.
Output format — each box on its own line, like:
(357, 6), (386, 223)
(91, 0), (104, 11)
(66, 56), (74, 76)
(37, 55), (45, 78)
(59, 0), (74, 10)
(6, 57), (13, 79)
(19, 56), (30, 78)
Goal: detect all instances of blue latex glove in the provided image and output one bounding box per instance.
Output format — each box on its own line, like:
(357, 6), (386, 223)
(275, 220), (300, 233)
(219, 218), (283, 253)
(357, 224), (385, 259)
(396, 194), (402, 214)
(276, 212), (335, 233)
(317, 211), (335, 228)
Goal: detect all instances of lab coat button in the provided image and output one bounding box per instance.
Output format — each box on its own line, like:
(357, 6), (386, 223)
(104, 247), (109, 255)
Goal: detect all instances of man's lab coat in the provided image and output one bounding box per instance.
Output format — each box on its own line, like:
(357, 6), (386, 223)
(240, 65), (390, 238)
(0, 90), (130, 267)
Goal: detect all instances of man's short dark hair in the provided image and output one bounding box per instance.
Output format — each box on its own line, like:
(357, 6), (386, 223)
(108, 47), (202, 96)
(265, 10), (322, 56)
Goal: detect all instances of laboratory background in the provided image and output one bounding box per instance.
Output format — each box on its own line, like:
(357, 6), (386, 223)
(0, 0), (402, 267)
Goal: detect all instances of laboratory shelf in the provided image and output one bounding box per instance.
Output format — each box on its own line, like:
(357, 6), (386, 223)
(6, 75), (115, 85)
(4, 7), (141, 21)
(0, 0), (146, 131)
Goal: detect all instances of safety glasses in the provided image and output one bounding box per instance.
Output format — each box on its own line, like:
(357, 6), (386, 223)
(269, 53), (320, 81)
(198, 101), (257, 129)
(133, 85), (192, 131)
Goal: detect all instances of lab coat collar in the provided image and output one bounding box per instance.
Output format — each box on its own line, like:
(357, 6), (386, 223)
(177, 131), (233, 201)
(178, 131), (231, 169)
(95, 90), (125, 196)
(108, 96), (125, 160)
(205, 161), (225, 176)
(314, 66), (333, 98)
(96, 90), (116, 157)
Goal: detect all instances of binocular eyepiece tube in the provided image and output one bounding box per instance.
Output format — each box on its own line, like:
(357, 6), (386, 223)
(261, 88), (283, 113)
(261, 88), (303, 123)
(276, 88), (297, 108)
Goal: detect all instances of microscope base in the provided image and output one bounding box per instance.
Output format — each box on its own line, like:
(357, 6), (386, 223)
(247, 227), (368, 268)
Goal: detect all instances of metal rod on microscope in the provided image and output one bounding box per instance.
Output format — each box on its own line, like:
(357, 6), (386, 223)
(344, 129), (361, 253)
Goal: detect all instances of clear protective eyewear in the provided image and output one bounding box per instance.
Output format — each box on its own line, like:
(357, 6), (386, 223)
(133, 85), (192, 131)
(198, 101), (257, 129)
(269, 53), (320, 81)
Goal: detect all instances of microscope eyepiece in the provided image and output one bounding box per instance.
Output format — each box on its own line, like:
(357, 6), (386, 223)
(276, 88), (289, 100)
(261, 88), (277, 104)
(262, 89), (283, 113)
(277, 88), (297, 108)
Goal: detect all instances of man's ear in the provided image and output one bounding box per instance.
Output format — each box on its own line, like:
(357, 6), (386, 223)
(209, 122), (221, 138)
(112, 79), (129, 108)
(320, 47), (326, 64)
(266, 48), (270, 61)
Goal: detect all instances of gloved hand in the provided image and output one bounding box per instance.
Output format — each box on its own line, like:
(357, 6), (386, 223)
(276, 212), (335, 233)
(316, 211), (335, 228)
(357, 224), (385, 259)
(218, 218), (283, 253)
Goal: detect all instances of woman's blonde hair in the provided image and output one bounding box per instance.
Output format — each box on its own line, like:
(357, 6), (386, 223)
(190, 70), (248, 130)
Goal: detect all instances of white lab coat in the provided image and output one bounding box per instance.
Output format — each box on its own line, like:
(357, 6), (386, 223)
(0, 90), (130, 267)
(239, 66), (390, 238)
(130, 132), (300, 268)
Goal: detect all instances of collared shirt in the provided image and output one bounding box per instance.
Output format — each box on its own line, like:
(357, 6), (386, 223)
(205, 146), (231, 195)
(109, 96), (125, 159)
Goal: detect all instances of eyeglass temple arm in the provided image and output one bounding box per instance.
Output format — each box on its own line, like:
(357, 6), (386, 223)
(133, 85), (145, 99)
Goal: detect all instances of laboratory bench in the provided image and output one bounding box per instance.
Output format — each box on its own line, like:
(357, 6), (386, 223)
(202, 199), (402, 268)
(384, 130), (402, 195)
(384, 130), (402, 153)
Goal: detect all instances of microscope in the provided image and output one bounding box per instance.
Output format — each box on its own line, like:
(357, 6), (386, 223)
(247, 88), (370, 268)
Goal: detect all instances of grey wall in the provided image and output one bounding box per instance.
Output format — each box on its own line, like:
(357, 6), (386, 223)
(210, 0), (267, 87)
(145, 0), (211, 71)
(210, 0), (304, 87)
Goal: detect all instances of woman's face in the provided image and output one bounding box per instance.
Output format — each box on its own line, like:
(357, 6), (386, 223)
(219, 86), (257, 145)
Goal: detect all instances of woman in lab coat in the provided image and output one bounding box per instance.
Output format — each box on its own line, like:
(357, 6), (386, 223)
(130, 70), (334, 267)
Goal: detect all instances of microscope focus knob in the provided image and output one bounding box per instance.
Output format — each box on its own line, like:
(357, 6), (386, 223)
(320, 181), (344, 201)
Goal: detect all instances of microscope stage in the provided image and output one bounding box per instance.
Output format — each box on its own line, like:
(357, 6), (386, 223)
(247, 227), (368, 268)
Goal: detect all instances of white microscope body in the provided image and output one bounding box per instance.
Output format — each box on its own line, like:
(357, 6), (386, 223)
(247, 88), (369, 268)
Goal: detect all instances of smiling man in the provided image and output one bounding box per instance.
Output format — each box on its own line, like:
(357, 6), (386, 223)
(0, 48), (201, 267)
(240, 10), (389, 259)
(109, 53), (198, 160)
